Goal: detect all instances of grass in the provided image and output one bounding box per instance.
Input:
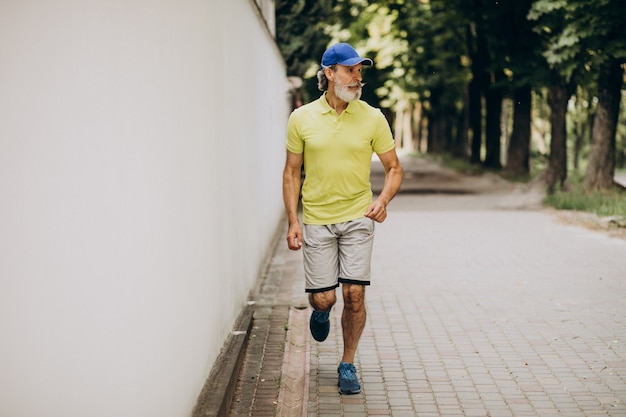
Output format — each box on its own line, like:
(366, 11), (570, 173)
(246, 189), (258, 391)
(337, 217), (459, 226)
(543, 180), (626, 219)
(544, 187), (626, 217)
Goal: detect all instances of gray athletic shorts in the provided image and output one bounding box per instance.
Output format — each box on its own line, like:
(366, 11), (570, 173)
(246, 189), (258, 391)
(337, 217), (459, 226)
(302, 217), (375, 293)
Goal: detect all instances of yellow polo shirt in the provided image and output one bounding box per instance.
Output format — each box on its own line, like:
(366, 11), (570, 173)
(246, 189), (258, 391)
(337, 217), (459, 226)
(286, 94), (395, 225)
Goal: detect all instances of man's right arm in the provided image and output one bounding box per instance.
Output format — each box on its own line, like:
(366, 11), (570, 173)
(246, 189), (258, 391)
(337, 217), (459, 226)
(282, 150), (303, 250)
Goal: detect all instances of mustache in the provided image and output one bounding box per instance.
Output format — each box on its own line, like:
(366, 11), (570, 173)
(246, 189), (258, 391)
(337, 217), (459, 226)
(335, 79), (366, 88)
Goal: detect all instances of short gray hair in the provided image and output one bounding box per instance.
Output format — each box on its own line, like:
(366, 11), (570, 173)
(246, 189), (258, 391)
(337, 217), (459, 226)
(317, 65), (336, 91)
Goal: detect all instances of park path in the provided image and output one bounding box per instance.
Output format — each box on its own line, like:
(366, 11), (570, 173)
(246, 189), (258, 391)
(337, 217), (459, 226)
(230, 155), (626, 417)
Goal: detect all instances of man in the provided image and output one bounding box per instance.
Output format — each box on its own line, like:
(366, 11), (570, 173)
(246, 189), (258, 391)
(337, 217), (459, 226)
(282, 43), (403, 395)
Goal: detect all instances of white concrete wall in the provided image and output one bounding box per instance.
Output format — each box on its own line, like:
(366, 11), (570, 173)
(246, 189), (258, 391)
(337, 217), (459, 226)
(0, 1), (288, 416)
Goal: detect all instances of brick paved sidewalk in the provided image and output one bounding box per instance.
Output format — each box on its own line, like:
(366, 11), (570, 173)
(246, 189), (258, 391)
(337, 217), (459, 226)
(305, 206), (626, 417)
(231, 160), (626, 417)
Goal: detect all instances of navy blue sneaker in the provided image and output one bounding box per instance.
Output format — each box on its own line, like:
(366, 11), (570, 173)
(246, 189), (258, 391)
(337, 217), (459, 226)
(309, 310), (330, 342)
(337, 362), (361, 395)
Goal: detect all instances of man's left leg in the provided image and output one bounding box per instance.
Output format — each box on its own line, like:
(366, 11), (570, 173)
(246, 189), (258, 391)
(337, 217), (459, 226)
(341, 283), (366, 363)
(338, 282), (366, 394)
(335, 217), (374, 394)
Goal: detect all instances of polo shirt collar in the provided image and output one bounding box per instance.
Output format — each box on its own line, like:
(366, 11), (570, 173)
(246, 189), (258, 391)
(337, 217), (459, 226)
(319, 93), (356, 114)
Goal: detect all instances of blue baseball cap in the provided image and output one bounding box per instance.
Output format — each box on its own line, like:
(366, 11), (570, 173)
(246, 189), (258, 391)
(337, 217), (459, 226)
(321, 43), (373, 68)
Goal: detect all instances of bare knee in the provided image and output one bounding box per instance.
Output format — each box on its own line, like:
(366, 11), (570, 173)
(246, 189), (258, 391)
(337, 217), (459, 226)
(309, 290), (337, 312)
(342, 284), (365, 312)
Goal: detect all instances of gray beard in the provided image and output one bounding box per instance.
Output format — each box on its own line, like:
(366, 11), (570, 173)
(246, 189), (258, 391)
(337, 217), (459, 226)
(334, 81), (362, 102)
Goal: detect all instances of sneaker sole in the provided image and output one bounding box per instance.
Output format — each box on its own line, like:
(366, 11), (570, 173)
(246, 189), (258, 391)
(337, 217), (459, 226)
(338, 386), (361, 395)
(337, 381), (361, 395)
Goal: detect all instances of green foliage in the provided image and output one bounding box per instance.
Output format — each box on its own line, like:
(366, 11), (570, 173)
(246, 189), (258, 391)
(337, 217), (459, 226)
(275, 0), (334, 78)
(275, 0), (625, 188)
(275, 0), (335, 102)
(529, 0), (626, 81)
(527, 0), (567, 18)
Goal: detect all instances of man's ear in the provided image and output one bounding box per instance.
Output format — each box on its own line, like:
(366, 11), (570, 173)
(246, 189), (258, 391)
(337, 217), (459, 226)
(324, 67), (335, 82)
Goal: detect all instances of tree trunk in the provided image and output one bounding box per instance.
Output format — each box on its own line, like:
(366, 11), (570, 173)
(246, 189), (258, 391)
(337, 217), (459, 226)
(428, 113), (447, 153)
(402, 102), (413, 152)
(571, 90), (592, 171)
(412, 101), (423, 153)
(484, 78), (503, 169)
(545, 74), (570, 192)
(394, 106), (403, 147)
(444, 110), (455, 153)
(428, 88), (448, 153)
(506, 84), (532, 176)
(468, 78), (482, 163)
(453, 86), (470, 158)
(467, 23), (489, 164)
(585, 57), (623, 190)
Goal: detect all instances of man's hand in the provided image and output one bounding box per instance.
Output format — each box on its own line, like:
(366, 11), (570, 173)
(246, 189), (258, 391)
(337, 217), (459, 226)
(286, 222), (303, 250)
(364, 199), (388, 223)
(366, 148), (402, 223)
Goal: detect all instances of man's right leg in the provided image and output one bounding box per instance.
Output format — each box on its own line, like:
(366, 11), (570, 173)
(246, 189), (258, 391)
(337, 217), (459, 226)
(303, 223), (339, 342)
(308, 289), (337, 342)
(309, 289), (337, 312)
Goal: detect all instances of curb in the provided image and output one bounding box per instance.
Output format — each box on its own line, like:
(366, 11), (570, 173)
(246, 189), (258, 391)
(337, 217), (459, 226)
(191, 303), (254, 417)
(276, 306), (310, 417)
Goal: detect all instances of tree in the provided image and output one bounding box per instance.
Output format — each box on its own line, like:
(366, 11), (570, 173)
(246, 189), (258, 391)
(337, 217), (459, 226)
(275, 0), (334, 103)
(528, 0), (575, 191)
(276, 0), (626, 185)
(502, 0), (541, 176)
(422, 0), (469, 154)
(531, 0), (626, 190)
(331, 0), (470, 153)
(507, 84), (533, 175)
(585, 57), (623, 189)
(483, 70), (504, 169)
(451, 0), (539, 171)
(576, 0), (626, 190)
(465, 16), (490, 164)
(545, 71), (572, 192)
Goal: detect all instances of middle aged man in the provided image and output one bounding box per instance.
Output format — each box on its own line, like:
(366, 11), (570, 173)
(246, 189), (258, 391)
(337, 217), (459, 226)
(282, 43), (403, 395)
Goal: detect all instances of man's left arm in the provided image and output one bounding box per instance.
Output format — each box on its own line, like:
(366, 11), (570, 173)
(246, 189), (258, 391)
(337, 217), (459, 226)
(364, 149), (403, 223)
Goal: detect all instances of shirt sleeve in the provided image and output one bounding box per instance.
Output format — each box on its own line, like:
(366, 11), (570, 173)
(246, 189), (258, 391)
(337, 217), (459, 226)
(371, 109), (396, 155)
(286, 111), (304, 154)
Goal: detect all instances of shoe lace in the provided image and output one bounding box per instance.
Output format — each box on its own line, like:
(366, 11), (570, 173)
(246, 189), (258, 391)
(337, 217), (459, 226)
(339, 363), (357, 381)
